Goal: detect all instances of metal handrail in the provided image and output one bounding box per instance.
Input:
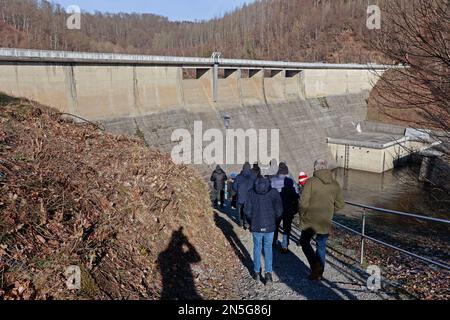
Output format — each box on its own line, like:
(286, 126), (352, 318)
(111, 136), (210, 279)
(345, 201), (450, 224)
(332, 201), (450, 271)
(0, 48), (398, 70)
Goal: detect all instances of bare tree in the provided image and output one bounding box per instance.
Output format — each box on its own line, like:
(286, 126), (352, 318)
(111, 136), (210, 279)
(0, 0), (378, 63)
(369, 0), (450, 161)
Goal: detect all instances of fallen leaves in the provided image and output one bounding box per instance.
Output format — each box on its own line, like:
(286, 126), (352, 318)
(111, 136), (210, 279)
(2, 280), (36, 300)
(0, 98), (240, 300)
(330, 228), (450, 300)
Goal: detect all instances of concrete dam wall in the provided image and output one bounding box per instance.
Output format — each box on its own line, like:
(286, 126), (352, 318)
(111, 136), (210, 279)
(0, 49), (388, 177)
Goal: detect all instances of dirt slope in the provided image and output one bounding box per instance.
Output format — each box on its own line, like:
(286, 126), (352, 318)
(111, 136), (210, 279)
(0, 94), (239, 300)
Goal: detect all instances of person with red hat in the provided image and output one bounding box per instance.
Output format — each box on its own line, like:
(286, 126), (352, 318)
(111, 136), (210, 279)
(299, 171), (309, 187)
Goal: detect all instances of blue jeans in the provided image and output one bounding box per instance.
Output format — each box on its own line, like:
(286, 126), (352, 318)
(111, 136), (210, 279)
(300, 228), (329, 268)
(315, 234), (329, 267)
(252, 232), (274, 274)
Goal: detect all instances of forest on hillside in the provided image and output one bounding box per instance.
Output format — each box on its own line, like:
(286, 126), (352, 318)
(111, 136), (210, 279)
(0, 0), (388, 63)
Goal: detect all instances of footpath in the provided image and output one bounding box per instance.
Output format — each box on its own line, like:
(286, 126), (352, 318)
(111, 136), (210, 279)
(214, 207), (398, 300)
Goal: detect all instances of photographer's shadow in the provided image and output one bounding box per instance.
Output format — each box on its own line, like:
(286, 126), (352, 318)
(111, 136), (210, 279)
(158, 227), (203, 300)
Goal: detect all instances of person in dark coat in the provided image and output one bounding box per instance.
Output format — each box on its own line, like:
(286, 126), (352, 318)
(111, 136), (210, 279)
(232, 162), (256, 229)
(210, 165), (227, 209)
(227, 172), (238, 209)
(271, 162), (299, 249)
(244, 176), (283, 285)
(252, 162), (261, 179)
(274, 178), (299, 253)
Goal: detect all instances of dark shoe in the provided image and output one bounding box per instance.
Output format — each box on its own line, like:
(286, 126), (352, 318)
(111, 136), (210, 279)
(318, 265), (325, 279)
(308, 274), (322, 281)
(309, 262), (324, 281)
(252, 272), (260, 283)
(265, 273), (273, 286)
(308, 271), (323, 281)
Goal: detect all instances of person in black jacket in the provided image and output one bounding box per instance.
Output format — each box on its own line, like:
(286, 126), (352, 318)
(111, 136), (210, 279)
(252, 162), (261, 179)
(232, 162), (255, 229)
(275, 178), (300, 253)
(227, 172), (238, 209)
(210, 165), (227, 209)
(244, 176), (283, 286)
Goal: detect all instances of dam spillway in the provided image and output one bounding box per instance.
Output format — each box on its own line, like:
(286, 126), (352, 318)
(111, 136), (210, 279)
(0, 48), (396, 176)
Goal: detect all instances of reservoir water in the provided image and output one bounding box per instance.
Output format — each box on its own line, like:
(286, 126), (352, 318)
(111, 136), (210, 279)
(332, 165), (450, 264)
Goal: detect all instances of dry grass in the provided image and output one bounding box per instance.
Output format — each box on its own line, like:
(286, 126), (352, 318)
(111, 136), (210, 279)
(0, 94), (239, 300)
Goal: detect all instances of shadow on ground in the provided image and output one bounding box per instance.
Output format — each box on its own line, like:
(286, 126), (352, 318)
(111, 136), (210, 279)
(214, 212), (254, 275)
(213, 202), (383, 300)
(272, 248), (353, 300)
(158, 227), (203, 300)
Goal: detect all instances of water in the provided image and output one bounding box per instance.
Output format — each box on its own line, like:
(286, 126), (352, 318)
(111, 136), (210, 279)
(334, 165), (450, 220)
(332, 165), (450, 263)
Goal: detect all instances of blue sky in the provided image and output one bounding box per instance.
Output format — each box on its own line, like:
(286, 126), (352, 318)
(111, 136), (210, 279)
(51, 0), (254, 21)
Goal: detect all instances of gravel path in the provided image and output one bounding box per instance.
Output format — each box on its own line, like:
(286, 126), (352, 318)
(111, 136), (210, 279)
(214, 207), (399, 300)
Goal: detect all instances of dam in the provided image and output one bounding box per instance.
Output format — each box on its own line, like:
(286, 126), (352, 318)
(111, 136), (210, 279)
(1, 49), (449, 300)
(0, 48), (416, 176)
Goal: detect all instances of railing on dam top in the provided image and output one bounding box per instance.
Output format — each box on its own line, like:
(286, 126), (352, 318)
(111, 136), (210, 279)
(333, 201), (450, 271)
(0, 48), (399, 70)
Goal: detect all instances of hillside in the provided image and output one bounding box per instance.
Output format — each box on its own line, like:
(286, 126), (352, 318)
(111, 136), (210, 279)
(0, 94), (239, 300)
(0, 0), (386, 63)
(0, 21), (27, 48)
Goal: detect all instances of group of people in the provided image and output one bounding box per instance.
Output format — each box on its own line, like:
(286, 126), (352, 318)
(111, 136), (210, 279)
(210, 159), (345, 285)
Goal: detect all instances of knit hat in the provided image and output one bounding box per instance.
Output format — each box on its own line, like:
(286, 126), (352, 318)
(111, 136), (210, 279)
(299, 172), (309, 186)
(277, 162), (289, 175)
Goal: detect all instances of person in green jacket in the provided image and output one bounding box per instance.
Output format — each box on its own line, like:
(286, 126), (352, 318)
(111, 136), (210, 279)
(299, 159), (345, 281)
